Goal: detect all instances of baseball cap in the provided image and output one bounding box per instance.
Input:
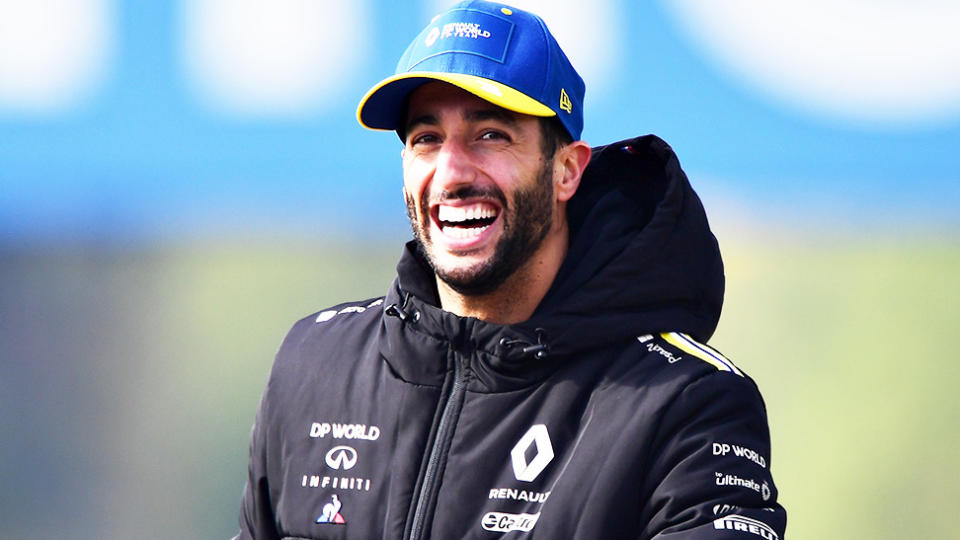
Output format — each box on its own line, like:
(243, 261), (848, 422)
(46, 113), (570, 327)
(357, 0), (585, 141)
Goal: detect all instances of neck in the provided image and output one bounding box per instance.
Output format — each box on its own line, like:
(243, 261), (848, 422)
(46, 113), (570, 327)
(436, 220), (568, 325)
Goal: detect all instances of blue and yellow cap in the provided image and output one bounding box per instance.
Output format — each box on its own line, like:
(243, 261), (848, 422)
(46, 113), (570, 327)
(357, 1), (585, 141)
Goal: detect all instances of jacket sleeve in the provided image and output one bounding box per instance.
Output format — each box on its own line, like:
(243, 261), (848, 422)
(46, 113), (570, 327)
(641, 371), (787, 539)
(235, 381), (281, 540)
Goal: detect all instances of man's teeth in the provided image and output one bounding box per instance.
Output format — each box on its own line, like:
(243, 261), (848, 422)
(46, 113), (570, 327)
(443, 226), (487, 239)
(437, 205), (496, 223)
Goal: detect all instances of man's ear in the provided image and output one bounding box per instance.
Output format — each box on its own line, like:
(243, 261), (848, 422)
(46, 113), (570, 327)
(554, 140), (592, 203)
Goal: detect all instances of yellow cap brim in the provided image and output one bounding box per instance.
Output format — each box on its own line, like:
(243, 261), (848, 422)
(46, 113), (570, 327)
(357, 71), (556, 132)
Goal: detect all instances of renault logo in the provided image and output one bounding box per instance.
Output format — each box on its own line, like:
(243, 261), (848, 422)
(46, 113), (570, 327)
(511, 424), (554, 482)
(325, 445), (358, 471)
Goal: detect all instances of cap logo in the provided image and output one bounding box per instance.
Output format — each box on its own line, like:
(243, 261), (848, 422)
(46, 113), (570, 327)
(559, 88), (573, 114)
(425, 27), (440, 47)
(424, 22), (494, 49)
(441, 21), (492, 40)
(405, 10), (514, 68)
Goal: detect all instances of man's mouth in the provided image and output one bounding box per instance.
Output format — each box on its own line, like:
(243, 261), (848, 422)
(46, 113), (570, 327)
(434, 202), (501, 239)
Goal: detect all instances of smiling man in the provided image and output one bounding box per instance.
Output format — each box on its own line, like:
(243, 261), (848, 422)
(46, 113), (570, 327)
(236, 2), (786, 539)
(401, 82), (591, 323)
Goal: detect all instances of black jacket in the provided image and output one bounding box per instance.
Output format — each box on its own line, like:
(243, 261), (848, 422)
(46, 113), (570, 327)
(237, 135), (787, 539)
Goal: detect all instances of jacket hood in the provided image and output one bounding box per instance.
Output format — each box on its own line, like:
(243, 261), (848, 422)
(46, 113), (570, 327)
(386, 134), (724, 375)
(528, 134), (724, 346)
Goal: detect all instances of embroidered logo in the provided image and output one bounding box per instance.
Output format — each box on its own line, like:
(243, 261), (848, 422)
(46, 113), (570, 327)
(315, 494), (346, 524)
(559, 88), (572, 114)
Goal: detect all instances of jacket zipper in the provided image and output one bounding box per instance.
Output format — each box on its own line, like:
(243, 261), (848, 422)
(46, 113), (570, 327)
(408, 353), (469, 540)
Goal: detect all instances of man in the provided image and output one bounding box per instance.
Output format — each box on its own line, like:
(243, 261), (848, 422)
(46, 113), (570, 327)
(237, 1), (786, 538)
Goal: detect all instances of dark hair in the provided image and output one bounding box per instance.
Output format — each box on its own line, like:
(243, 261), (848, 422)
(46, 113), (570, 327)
(539, 116), (573, 160)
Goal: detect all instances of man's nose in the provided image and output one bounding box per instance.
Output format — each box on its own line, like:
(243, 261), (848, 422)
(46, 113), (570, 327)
(432, 139), (477, 190)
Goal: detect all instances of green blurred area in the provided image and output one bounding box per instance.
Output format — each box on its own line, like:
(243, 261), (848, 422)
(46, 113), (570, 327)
(2, 235), (958, 538)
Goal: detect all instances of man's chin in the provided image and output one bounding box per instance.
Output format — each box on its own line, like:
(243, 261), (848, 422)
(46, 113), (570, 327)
(433, 262), (488, 287)
(430, 257), (505, 296)
(431, 248), (489, 267)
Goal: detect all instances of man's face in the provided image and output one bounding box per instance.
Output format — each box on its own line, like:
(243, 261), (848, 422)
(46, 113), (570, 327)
(402, 82), (558, 296)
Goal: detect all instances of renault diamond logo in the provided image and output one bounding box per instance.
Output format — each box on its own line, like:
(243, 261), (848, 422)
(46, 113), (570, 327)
(511, 424), (554, 482)
(325, 445), (358, 471)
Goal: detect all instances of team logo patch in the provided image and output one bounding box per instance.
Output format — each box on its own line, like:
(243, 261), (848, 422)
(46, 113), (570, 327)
(315, 494), (346, 524)
(407, 9), (513, 65)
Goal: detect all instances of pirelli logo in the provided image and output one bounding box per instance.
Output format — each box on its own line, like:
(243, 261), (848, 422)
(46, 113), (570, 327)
(713, 514), (779, 539)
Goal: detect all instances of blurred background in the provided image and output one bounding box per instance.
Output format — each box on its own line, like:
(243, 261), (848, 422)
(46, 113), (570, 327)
(1, 1), (957, 538)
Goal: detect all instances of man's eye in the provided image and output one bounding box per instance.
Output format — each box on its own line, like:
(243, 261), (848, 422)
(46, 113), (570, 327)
(479, 130), (509, 141)
(410, 133), (440, 146)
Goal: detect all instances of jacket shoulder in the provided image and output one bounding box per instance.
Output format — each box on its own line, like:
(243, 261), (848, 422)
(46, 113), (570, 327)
(636, 331), (749, 381)
(270, 296), (385, 375)
(284, 296), (385, 340)
(632, 334), (785, 538)
(627, 331), (768, 430)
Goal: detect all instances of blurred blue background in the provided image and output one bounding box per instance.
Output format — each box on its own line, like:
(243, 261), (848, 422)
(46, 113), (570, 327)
(1, 1), (958, 538)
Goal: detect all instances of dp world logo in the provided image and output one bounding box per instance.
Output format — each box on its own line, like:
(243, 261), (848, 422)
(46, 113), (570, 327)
(510, 424), (554, 482)
(324, 445), (358, 471)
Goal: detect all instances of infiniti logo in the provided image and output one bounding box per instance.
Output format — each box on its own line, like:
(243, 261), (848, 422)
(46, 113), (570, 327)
(325, 445), (358, 471)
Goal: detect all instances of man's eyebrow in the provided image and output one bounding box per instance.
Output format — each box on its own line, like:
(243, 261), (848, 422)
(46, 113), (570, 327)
(405, 113), (438, 135)
(466, 108), (518, 125)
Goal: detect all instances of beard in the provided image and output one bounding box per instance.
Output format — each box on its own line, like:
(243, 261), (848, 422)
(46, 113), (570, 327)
(405, 160), (555, 296)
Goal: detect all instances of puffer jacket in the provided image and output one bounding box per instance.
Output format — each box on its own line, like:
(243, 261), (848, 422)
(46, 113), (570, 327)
(237, 134), (787, 539)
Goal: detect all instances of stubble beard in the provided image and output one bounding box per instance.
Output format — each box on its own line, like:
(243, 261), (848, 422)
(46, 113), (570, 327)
(405, 161), (555, 296)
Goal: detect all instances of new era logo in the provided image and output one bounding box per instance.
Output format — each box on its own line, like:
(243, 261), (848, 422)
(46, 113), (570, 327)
(559, 88), (572, 113)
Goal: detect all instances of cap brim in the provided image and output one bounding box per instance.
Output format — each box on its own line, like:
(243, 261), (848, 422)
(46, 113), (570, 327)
(357, 71), (556, 132)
